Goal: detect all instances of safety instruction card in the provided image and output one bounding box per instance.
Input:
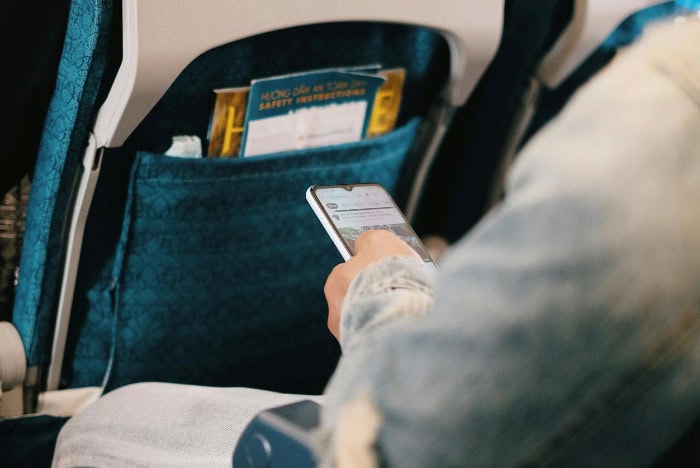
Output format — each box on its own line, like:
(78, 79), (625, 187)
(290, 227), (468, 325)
(207, 66), (405, 158)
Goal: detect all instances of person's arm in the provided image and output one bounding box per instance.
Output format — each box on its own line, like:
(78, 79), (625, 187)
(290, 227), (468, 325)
(318, 229), (438, 466)
(315, 18), (700, 468)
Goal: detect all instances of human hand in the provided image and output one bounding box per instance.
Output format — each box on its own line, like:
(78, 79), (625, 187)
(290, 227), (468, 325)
(324, 230), (421, 341)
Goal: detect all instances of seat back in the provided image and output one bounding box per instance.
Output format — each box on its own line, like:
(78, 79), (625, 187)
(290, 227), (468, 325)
(419, 0), (674, 241)
(15, 0), (506, 394)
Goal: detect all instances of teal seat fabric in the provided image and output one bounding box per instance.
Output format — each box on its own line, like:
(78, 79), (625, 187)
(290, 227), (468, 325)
(17, 6), (450, 392)
(13, 0), (115, 369)
(89, 120), (420, 392)
(1, 2), (104, 465)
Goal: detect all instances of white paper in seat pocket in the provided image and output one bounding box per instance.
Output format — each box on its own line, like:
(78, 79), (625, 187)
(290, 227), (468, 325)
(242, 101), (367, 156)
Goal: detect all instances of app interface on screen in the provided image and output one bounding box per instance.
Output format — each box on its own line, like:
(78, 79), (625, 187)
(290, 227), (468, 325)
(314, 185), (432, 262)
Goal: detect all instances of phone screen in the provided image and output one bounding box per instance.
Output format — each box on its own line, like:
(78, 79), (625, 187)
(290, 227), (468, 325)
(309, 184), (434, 263)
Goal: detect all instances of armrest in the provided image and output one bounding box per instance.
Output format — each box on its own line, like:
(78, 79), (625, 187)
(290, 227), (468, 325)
(0, 322), (27, 417)
(233, 399), (321, 468)
(0, 322), (26, 392)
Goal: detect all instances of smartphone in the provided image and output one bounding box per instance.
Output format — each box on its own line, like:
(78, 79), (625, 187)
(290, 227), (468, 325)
(306, 183), (437, 268)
